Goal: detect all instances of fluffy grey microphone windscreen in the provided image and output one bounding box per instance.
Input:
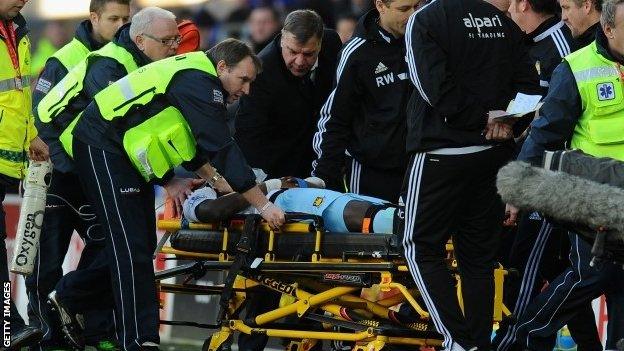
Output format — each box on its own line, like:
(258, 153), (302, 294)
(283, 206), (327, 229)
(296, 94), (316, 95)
(497, 161), (624, 240)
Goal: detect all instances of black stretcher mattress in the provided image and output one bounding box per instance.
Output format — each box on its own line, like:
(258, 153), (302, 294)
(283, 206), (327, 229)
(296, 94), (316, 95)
(170, 230), (402, 259)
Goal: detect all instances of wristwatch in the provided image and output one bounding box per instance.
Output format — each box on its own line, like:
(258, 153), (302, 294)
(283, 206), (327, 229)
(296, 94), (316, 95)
(209, 173), (223, 187)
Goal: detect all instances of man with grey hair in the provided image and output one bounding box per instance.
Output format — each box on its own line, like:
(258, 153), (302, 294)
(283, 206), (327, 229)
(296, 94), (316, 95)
(511, 0), (624, 349)
(38, 6), (192, 351)
(128, 6), (179, 61)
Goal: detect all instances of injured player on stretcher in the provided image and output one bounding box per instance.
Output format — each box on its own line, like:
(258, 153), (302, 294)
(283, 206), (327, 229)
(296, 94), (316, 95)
(182, 177), (404, 234)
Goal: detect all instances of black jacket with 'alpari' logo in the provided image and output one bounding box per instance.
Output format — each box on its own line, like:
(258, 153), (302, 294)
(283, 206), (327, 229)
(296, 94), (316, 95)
(405, 0), (540, 152)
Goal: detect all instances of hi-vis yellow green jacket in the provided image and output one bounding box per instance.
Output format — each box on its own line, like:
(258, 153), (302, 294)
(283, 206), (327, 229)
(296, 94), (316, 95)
(0, 15), (38, 179)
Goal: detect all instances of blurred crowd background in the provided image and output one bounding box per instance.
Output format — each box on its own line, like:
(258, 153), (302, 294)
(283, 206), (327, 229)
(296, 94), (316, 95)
(25, 0), (375, 75)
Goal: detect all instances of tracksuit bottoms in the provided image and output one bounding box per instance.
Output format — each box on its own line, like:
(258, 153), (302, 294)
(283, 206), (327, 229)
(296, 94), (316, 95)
(402, 145), (512, 351)
(55, 139), (159, 351)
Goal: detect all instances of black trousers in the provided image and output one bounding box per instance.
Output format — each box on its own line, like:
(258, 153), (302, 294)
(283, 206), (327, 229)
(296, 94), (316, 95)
(493, 214), (601, 351)
(515, 233), (624, 351)
(345, 156), (405, 203)
(0, 176), (26, 337)
(237, 291), (280, 351)
(57, 140), (159, 351)
(402, 146), (512, 351)
(25, 170), (115, 348)
(55, 250), (112, 313)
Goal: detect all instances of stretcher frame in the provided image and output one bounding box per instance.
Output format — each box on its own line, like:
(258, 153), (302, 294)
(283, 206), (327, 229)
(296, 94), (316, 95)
(155, 214), (512, 351)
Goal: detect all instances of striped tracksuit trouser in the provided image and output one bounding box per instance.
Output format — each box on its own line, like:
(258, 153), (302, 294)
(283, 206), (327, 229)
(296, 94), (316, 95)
(401, 145), (512, 351)
(492, 214), (601, 351)
(345, 156), (405, 203)
(56, 139), (159, 351)
(514, 232), (624, 351)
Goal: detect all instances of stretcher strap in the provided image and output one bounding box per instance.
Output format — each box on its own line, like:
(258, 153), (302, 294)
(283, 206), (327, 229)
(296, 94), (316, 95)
(217, 215), (262, 323)
(361, 204), (391, 234)
(180, 216), (190, 230)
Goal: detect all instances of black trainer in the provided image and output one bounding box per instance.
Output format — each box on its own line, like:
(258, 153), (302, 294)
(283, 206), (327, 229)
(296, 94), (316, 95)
(47, 291), (85, 350)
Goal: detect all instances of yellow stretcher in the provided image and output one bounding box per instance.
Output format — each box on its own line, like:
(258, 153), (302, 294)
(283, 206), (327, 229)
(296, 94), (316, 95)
(155, 213), (512, 351)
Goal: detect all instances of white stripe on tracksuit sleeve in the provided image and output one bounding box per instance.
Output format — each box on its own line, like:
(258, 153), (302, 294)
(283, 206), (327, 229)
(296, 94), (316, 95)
(311, 37), (366, 174)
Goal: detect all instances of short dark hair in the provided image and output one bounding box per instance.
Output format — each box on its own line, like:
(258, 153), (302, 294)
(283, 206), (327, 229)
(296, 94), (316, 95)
(524, 0), (559, 14)
(571, 0), (603, 11)
(282, 9), (324, 44)
(207, 38), (262, 73)
(89, 0), (130, 14)
(193, 8), (216, 28)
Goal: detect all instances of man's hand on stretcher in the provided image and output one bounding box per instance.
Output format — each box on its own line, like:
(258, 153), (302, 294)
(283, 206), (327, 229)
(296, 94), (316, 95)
(193, 163), (285, 228)
(164, 177), (206, 217)
(242, 186), (285, 229)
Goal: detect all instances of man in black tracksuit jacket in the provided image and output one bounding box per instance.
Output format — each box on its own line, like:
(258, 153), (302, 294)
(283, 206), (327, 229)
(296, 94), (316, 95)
(528, 17), (573, 95)
(402, 1), (539, 350)
(311, 4), (416, 203)
(234, 10), (342, 179)
(576, 22), (601, 48)
(30, 15), (127, 348)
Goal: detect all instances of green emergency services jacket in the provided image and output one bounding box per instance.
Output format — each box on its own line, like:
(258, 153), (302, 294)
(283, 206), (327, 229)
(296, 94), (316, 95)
(37, 42), (138, 156)
(567, 41), (624, 160)
(91, 51), (217, 181)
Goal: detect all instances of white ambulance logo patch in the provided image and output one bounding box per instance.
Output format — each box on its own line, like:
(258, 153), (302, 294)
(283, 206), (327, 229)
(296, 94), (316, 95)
(597, 82), (615, 101)
(35, 78), (52, 94)
(213, 89), (224, 104)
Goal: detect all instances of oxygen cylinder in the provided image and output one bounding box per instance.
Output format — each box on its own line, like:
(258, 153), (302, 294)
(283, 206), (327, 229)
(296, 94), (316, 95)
(10, 161), (53, 275)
